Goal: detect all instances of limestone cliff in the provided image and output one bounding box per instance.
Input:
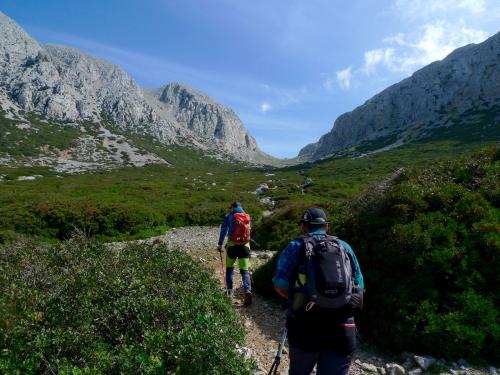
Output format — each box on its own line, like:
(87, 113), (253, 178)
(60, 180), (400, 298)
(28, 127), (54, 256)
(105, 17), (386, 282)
(299, 32), (500, 160)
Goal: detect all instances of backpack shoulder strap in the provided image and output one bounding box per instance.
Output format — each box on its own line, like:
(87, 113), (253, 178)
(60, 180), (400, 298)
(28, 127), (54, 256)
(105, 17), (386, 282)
(300, 234), (319, 258)
(298, 235), (309, 262)
(334, 237), (356, 276)
(324, 234), (339, 243)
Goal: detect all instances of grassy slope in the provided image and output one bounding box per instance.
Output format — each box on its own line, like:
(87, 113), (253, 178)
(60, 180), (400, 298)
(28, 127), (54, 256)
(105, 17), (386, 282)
(0, 111), (86, 158)
(0, 106), (498, 242)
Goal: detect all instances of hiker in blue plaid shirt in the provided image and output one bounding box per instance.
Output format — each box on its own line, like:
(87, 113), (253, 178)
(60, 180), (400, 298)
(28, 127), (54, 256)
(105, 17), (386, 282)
(273, 208), (364, 375)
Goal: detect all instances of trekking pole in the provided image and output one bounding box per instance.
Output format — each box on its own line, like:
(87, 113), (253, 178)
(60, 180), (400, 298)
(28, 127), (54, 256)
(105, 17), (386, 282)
(218, 249), (228, 292)
(268, 326), (288, 375)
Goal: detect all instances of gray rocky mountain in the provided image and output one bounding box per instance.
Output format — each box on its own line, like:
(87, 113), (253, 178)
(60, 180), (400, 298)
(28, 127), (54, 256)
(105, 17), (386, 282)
(0, 11), (274, 166)
(299, 31), (500, 160)
(143, 83), (266, 161)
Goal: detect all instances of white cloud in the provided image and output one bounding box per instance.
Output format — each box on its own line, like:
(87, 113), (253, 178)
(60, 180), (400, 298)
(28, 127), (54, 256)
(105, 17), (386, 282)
(260, 102), (272, 113)
(352, 0), (498, 82)
(363, 48), (396, 75)
(336, 66), (353, 89)
(362, 20), (488, 75)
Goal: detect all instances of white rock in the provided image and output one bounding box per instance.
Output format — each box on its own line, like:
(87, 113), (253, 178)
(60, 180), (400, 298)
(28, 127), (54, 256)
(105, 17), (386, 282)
(359, 362), (378, 373)
(386, 363), (406, 375)
(257, 251), (274, 259)
(259, 197), (275, 206)
(408, 369), (422, 375)
(253, 183), (269, 195)
(489, 367), (497, 375)
(235, 346), (252, 360)
(261, 210), (273, 218)
(414, 355), (436, 371)
(15, 123), (31, 130)
(17, 175), (42, 181)
(377, 367), (387, 375)
(301, 177), (313, 188)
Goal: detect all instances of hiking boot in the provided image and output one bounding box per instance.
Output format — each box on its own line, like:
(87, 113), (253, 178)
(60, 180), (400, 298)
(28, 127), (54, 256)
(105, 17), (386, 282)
(243, 292), (252, 306)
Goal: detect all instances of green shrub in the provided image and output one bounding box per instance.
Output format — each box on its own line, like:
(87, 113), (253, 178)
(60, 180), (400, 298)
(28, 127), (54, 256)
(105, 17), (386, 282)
(252, 204), (312, 301)
(252, 204), (306, 253)
(337, 147), (500, 361)
(252, 252), (281, 301)
(0, 235), (253, 374)
(253, 146), (500, 362)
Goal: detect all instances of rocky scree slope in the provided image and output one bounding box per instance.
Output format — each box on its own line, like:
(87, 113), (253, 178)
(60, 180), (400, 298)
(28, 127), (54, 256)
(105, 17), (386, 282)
(300, 31), (500, 160)
(0, 12), (274, 166)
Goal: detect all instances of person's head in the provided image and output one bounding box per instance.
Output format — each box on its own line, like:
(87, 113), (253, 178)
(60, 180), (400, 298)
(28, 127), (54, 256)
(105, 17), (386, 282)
(299, 207), (330, 234)
(229, 201), (243, 212)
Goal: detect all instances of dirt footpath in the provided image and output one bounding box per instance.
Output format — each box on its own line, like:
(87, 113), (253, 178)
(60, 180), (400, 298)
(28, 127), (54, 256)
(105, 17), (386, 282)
(108, 226), (290, 373)
(154, 226), (290, 374)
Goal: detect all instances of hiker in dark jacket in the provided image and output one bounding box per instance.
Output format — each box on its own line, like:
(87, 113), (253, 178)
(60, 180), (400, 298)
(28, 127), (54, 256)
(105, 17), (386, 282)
(217, 202), (252, 306)
(273, 208), (364, 375)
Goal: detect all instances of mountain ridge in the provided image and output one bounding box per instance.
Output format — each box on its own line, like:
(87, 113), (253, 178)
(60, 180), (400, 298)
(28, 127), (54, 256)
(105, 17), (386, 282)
(299, 31), (500, 160)
(0, 11), (275, 167)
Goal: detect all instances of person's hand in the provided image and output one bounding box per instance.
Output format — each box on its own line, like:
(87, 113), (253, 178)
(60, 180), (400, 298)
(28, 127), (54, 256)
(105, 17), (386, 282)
(348, 290), (364, 313)
(216, 245), (222, 253)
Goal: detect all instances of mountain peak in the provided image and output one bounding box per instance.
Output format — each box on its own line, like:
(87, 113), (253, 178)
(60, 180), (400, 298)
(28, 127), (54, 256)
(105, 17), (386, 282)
(0, 11), (41, 71)
(159, 82), (218, 107)
(0, 11), (275, 165)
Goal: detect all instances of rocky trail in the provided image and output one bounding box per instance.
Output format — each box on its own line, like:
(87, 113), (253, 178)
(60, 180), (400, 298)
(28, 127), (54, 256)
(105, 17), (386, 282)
(111, 226), (495, 375)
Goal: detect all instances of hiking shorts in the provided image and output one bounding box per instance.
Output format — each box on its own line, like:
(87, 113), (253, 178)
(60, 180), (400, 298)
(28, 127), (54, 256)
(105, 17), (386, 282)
(226, 245), (250, 270)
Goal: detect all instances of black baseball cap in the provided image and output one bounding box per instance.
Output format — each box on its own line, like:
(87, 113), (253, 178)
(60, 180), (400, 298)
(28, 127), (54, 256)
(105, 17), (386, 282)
(299, 208), (330, 225)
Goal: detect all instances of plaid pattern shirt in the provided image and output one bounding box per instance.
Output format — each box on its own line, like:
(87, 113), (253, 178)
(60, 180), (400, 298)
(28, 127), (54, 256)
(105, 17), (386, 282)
(272, 229), (364, 292)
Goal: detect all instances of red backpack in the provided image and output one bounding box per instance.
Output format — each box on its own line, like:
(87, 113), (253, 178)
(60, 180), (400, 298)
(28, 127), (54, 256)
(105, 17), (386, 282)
(230, 212), (251, 245)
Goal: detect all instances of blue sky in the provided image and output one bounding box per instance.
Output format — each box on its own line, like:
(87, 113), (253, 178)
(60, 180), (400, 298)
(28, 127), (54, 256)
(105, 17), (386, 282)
(2, 0), (499, 158)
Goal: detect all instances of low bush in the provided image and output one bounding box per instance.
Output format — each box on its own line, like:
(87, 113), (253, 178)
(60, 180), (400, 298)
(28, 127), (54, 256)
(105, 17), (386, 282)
(0, 235), (253, 374)
(341, 147), (500, 361)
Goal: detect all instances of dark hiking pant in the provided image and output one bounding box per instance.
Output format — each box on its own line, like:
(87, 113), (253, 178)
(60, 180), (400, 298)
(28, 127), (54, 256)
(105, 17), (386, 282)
(225, 245), (251, 293)
(288, 345), (352, 375)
